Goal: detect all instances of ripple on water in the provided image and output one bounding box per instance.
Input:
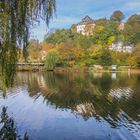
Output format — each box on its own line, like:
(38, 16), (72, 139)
(0, 72), (140, 140)
(109, 87), (133, 100)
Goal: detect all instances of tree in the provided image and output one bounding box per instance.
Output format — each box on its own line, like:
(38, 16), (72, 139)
(100, 49), (112, 66)
(44, 29), (78, 45)
(110, 10), (124, 22)
(130, 31), (140, 45)
(124, 14), (140, 44)
(0, 0), (56, 88)
(27, 39), (42, 62)
(57, 42), (75, 65)
(107, 36), (115, 46)
(111, 52), (129, 66)
(45, 49), (59, 70)
(132, 43), (140, 67)
(91, 46), (112, 66)
(92, 22), (118, 45)
(95, 18), (108, 26)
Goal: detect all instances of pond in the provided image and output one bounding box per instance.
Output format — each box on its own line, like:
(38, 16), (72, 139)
(0, 72), (140, 140)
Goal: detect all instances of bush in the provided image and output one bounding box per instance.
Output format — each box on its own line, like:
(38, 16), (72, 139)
(84, 58), (95, 66)
(100, 49), (112, 66)
(45, 50), (59, 70)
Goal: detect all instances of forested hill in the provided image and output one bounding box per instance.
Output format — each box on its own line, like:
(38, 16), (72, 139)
(23, 11), (140, 68)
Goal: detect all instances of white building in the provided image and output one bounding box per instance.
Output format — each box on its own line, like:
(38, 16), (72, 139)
(76, 16), (96, 36)
(123, 46), (133, 53)
(118, 22), (125, 31)
(109, 42), (133, 53)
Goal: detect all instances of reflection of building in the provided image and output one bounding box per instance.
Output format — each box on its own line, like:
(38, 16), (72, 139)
(76, 103), (95, 118)
(109, 87), (133, 100)
(93, 72), (103, 78)
(111, 73), (117, 79)
(76, 16), (96, 36)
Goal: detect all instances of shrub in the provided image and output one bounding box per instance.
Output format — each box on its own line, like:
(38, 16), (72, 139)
(45, 50), (59, 70)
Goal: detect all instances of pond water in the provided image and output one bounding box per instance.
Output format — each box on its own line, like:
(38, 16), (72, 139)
(0, 72), (140, 140)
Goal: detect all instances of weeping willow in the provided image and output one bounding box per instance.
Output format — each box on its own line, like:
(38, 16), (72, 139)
(0, 0), (56, 91)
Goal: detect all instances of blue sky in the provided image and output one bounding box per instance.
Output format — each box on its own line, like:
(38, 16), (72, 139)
(31, 0), (140, 41)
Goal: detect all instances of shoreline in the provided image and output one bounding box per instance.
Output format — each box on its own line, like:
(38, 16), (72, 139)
(17, 66), (140, 73)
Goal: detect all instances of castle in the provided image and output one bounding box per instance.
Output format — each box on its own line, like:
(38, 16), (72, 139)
(76, 16), (96, 36)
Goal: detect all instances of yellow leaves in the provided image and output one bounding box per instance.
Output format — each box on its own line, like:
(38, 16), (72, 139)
(69, 60), (75, 66)
(88, 47), (95, 57)
(90, 46), (102, 58)
(97, 40), (102, 45)
(126, 56), (137, 67)
(95, 25), (105, 32)
(119, 35), (125, 41)
(107, 36), (115, 46)
(50, 48), (58, 53)
(46, 48), (58, 55)
(72, 47), (83, 59)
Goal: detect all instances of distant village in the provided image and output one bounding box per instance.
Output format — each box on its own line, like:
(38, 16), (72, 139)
(72, 16), (133, 53)
(26, 15), (134, 62)
(23, 12), (140, 69)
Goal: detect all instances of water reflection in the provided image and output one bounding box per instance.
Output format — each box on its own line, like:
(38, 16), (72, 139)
(15, 72), (140, 124)
(0, 107), (28, 140)
(0, 72), (140, 140)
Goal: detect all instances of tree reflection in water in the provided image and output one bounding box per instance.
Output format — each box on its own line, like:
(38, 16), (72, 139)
(0, 107), (28, 140)
(15, 72), (140, 130)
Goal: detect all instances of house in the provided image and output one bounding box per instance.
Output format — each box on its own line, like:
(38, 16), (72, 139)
(76, 16), (96, 36)
(112, 65), (117, 71)
(109, 42), (123, 52)
(123, 45), (133, 53)
(118, 22), (125, 31)
(109, 42), (133, 53)
(40, 43), (54, 60)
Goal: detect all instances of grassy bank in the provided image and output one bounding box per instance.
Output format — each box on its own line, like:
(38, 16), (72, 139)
(17, 64), (140, 73)
(17, 63), (46, 72)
